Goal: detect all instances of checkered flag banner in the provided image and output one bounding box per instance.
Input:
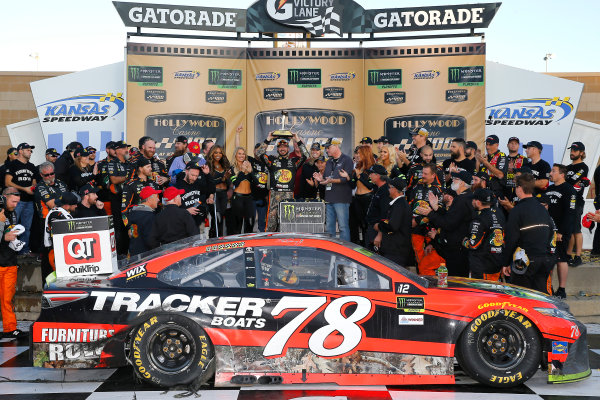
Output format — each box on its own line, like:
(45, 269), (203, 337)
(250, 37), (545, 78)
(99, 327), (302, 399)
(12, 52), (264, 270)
(300, 7), (342, 36)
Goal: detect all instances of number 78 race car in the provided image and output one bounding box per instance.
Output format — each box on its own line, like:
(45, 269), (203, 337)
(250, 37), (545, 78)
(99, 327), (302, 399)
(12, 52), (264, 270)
(32, 233), (591, 388)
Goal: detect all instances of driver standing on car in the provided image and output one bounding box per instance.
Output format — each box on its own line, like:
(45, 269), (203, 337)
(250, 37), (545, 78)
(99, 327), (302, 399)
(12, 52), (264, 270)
(256, 132), (309, 232)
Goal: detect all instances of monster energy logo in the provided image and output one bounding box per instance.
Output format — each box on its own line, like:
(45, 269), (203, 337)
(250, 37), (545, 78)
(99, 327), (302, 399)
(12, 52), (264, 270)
(396, 297), (425, 311)
(368, 69), (402, 89)
(283, 204), (296, 222)
(448, 66), (484, 86)
(209, 69), (220, 84)
(369, 70), (379, 85)
(449, 67), (461, 82)
(208, 69), (242, 89)
(129, 66), (140, 81)
(289, 69), (300, 84)
(67, 220), (76, 231)
(288, 69), (321, 88)
(128, 66), (163, 86)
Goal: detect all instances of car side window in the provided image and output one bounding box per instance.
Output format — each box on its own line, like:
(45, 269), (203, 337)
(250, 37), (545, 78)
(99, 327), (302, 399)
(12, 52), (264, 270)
(255, 247), (390, 290)
(158, 248), (245, 288)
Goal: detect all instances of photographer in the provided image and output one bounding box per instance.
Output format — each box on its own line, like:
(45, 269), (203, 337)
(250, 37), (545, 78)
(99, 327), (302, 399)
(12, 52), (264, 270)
(0, 189), (24, 339)
(175, 160), (215, 235)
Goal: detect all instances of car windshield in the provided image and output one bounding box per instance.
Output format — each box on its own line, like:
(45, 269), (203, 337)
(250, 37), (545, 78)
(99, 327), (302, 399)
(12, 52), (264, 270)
(117, 234), (208, 270)
(352, 246), (429, 288)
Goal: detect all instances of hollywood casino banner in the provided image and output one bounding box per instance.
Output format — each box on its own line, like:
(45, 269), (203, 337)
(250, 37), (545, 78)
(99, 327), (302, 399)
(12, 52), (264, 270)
(364, 43), (486, 159)
(30, 62), (125, 160)
(247, 48), (364, 156)
(126, 44), (246, 159)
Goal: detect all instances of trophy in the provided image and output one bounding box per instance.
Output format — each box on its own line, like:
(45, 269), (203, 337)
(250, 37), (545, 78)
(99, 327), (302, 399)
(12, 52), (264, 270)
(272, 110), (293, 137)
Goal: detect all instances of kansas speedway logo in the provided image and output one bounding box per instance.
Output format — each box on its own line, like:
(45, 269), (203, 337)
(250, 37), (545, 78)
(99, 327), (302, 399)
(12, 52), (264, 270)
(385, 91), (406, 104)
(264, 87), (285, 101)
(323, 87), (344, 100)
(144, 89), (166, 103)
(330, 72), (356, 81)
(446, 89), (468, 103)
(412, 70), (440, 80)
(256, 72), (280, 80)
(206, 90), (227, 104)
(173, 70), (200, 79)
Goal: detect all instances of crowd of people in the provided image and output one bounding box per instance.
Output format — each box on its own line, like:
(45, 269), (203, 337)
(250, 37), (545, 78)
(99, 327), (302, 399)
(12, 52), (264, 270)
(0, 129), (595, 337)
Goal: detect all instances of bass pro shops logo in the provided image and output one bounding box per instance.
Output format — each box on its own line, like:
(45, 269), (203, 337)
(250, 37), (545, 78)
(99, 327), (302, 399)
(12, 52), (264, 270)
(39, 93), (124, 123)
(63, 233), (101, 264)
(265, 0), (342, 36)
(486, 97), (574, 126)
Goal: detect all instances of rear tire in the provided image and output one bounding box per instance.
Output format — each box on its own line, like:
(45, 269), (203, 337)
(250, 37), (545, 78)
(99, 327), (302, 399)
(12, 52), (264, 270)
(130, 314), (214, 388)
(456, 310), (541, 387)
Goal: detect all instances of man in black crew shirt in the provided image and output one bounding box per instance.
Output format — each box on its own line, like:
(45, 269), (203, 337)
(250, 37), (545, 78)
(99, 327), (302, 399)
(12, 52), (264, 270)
(175, 160), (215, 235)
(476, 135), (507, 198)
(547, 164), (577, 299)
(564, 141), (589, 267)
(523, 141), (551, 195)
(54, 141), (82, 184)
(5, 143), (38, 254)
(504, 137), (527, 199)
(365, 164), (390, 250)
(442, 138), (476, 187)
(502, 173), (556, 295)
(73, 184), (107, 218)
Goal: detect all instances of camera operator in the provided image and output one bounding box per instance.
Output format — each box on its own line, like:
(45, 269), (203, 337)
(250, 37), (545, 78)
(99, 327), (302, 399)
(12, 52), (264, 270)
(42, 192), (78, 282)
(0, 189), (24, 339)
(175, 160), (215, 236)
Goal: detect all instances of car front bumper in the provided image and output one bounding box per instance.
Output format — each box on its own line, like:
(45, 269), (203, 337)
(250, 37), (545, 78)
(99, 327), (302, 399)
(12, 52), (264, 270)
(547, 319), (591, 384)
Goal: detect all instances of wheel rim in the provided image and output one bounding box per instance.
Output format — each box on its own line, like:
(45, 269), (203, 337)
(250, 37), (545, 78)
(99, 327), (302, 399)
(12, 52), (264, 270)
(476, 320), (527, 370)
(148, 324), (196, 374)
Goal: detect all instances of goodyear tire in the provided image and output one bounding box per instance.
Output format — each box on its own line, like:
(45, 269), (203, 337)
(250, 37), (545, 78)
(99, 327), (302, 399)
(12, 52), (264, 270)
(456, 310), (541, 387)
(130, 314), (214, 388)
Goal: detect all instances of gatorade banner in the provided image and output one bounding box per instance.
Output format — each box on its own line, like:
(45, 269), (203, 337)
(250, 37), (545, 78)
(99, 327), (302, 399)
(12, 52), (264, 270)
(126, 44), (246, 159)
(364, 43), (486, 160)
(247, 48), (364, 156)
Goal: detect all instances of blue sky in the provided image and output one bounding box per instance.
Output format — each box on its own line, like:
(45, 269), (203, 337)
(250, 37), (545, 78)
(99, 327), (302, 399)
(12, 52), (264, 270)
(1, 0), (598, 72)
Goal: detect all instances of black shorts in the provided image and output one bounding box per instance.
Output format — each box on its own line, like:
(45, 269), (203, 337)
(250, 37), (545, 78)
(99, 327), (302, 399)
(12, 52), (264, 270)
(556, 233), (572, 262)
(572, 205), (584, 234)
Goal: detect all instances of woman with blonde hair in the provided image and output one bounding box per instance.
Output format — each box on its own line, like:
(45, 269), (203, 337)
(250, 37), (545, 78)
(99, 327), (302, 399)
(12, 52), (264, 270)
(378, 144), (401, 178)
(228, 146), (254, 234)
(207, 145), (231, 237)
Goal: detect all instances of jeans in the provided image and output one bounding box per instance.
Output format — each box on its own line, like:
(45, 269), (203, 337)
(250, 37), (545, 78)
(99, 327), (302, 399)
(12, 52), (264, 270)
(326, 203), (350, 241)
(255, 199), (267, 233)
(14, 201), (34, 253)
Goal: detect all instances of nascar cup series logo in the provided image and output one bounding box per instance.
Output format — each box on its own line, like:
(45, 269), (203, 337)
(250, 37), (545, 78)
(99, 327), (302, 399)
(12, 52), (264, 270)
(330, 72), (356, 81)
(486, 97), (574, 126)
(173, 70), (201, 79)
(412, 70), (440, 80)
(39, 93), (124, 123)
(256, 72), (281, 80)
(265, 0), (342, 36)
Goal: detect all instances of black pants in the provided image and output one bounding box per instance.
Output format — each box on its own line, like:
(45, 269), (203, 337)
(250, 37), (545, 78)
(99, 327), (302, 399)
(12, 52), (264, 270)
(29, 216), (43, 254)
(509, 256), (554, 295)
(231, 193), (255, 234)
(209, 189), (228, 237)
(350, 193), (372, 246)
(444, 247), (470, 278)
(110, 196), (129, 257)
(41, 246), (53, 282)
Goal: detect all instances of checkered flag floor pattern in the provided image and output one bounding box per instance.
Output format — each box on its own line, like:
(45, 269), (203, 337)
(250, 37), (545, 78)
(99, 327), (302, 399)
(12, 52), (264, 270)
(0, 323), (598, 400)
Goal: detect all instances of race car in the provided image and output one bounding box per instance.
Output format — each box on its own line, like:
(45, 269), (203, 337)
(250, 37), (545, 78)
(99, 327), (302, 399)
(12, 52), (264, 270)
(31, 233), (591, 388)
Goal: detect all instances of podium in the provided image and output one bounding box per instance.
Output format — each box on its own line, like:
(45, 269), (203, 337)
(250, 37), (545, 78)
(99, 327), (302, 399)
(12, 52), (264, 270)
(52, 216), (118, 277)
(279, 202), (325, 233)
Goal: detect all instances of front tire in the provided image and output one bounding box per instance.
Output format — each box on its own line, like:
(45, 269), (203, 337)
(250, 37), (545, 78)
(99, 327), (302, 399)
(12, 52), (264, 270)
(456, 310), (541, 387)
(130, 314), (214, 388)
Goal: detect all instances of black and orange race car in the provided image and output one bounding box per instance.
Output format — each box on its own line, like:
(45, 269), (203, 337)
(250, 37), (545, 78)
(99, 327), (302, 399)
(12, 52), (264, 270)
(31, 233), (590, 388)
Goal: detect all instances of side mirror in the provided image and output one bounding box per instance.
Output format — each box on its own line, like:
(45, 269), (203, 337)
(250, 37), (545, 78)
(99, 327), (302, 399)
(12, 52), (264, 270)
(337, 264), (366, 286)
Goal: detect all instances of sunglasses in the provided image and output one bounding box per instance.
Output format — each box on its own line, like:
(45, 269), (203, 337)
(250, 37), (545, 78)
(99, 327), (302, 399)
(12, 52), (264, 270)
(41, 172), (55, 177)
(5, 192), (19, 196)
(10, 152), (17, 156)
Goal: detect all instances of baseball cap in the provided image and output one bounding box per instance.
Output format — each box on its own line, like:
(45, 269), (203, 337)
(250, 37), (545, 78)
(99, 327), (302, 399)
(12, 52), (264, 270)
(136, 158), (151, 168)
(6, 147), (17, 155)
(66, 141), (83, 151)
(45, 148), (59, 157)
(508, 137), (520, 143)
(473, 188), (493, 203)
(105, 141), (115, 150)
(163, 186), (185, 201)
(112, 141), (131, 150)
(474, 170), (489, 182)
(523, 141), (543, 150)
(60, 192), (79, 206)
(568, 142), (585, 151)
(536, 193), (551, 205)
(443, 187), (457, 197)
(324, 138), (341, 148)
(511, 247), (530, 275)
(466, 141), (478, 150)
(140, 186), (162, 200)
(367, 164), (388, 176)
(188, 141), (201, 154)
(360, 136), (373, 144)
(186, 158), (207, 169)
(485, 135), (499, 144)
(86, 146), (97, 153)
(73, 148), (89, 158)
(176, 135), (188, 144)
(78, 184), (99, 197)
(17, 143), (35, 151)
(374, 136), (389, 144)
(411, 128), (429, 137)
(389, 176), (407, 191)
(315, 156), (326, 163)
(310, 143), (322, 151)
(451, 170), (473, 185)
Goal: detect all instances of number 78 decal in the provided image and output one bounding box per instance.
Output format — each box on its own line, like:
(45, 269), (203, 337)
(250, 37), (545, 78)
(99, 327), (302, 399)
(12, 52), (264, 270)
(263, 296), (373, 358)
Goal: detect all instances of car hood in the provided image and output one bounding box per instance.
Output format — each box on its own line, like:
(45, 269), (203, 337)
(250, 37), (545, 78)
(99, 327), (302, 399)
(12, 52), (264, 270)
(423, 276), (568, 311)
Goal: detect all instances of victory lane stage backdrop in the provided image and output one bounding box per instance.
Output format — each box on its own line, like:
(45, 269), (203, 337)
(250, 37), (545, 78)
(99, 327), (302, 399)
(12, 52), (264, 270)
(126, 43), (485, 160)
